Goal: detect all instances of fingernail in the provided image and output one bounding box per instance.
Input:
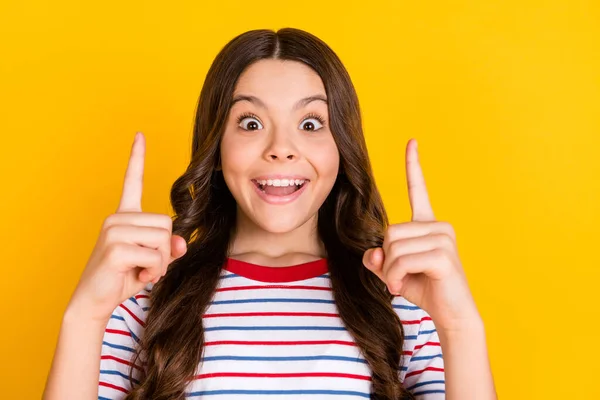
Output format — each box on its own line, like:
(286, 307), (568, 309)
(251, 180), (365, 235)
(135, 131), (142, 142)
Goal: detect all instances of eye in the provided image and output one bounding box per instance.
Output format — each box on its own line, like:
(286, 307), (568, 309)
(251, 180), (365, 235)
(300, 113), (326, 132)
(236, 112), (263, 131)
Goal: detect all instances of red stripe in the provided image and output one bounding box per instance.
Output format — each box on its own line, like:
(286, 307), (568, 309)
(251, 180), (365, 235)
(402, 316), (433, 325)
(194, 372), (371, 380)
(105, 328), (131, 337)
(135, 294), (149, 300)
(119, 304), (145, 327)
(202, 312), (430, 323)
(405, 366), (445, 378)
(99, 381), (129, 393)
(414, 341), (441, 351)
(205, 340), (357, 347)
(402, 350), (413, 356)
(216, 285), (331, 292)
(101, 355), (143, 371)
(204, 312), (338, 318)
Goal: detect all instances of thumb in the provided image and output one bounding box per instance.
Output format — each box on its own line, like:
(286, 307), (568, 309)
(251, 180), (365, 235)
(363, 247), (385, 280)
(170, 235), (188, 262)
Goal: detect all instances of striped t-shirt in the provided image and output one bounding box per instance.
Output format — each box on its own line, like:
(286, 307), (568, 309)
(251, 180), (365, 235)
(99, 257), (445, 399)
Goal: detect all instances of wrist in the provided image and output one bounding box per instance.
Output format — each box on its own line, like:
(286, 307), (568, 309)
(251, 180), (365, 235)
(63, 299), (111, 328)
(438, 315), (485, 342)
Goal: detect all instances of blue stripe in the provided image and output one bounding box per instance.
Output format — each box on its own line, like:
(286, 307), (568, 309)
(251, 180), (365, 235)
(102, 341), (135, 353)
(201, 355), (368, 364)
(99, 397), (113, 400)
(107, 316), (140, 343)
(407, 380), (446, 391)
(128, 328), (140, 343)
(210, 298), (335, 305)
(186, 389), (370, 398)
(142, 307), (149, 311)
(204, 325), (346, 332)
(404, 335), (418, 340)
(100, 369), (139, 385)
(418, 329), (437, 335)
(413, 389), (446, 396)
(220, 274), (239, 279)
(393, 304), (420, 310)
(410, 354), (443, 362)
(129, 296), (139, 306)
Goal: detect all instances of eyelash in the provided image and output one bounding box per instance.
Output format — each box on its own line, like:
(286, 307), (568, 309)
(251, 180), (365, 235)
(235, 112), (327, 129)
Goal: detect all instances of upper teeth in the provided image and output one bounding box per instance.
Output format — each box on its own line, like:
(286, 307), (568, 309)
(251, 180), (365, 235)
(256, 179), (306, 187)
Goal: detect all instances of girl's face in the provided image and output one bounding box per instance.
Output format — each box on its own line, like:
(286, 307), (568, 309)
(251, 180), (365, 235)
(220, 59), (340, 233)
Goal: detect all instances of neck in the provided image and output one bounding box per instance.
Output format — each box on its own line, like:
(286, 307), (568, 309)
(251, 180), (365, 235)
(227, 206), (326, 267)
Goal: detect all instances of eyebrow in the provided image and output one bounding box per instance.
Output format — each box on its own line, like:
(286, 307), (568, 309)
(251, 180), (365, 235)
(231, 94), (328, 111)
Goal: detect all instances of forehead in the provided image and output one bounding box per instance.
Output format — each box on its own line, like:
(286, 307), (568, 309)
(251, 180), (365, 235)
(231, 59), (327, 109)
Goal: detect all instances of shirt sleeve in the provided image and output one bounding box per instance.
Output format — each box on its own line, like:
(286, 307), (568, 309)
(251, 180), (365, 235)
(394, 296), (446, 399)
(98, 286), (150, 400)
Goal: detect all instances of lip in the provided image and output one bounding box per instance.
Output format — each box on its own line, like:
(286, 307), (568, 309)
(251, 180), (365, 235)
(251, 180), (309, 205)
(251, 174), (310, 181)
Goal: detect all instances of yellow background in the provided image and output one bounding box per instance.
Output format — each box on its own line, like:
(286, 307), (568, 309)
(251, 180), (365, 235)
(1, 1), (598, 398)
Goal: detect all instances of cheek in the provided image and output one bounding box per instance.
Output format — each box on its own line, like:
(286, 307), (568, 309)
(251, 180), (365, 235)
(308, 140), (340, 179)
(221, 135), (255, 176)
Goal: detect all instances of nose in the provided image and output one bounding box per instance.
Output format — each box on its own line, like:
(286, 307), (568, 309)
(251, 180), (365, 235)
(263, 127), (298, 162)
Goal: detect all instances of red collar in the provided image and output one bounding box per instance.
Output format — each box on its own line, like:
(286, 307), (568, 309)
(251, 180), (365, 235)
(224, 257), (328, 282)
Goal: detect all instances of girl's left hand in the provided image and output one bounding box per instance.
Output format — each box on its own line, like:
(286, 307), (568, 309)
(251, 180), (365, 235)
(363, 139), (481, 333)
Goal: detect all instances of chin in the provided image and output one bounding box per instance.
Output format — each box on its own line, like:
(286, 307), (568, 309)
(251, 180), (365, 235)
(251, 213), (312, 234)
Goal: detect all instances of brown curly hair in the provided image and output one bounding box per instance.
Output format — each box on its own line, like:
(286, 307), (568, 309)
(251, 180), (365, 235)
(124, 27), (415, 400)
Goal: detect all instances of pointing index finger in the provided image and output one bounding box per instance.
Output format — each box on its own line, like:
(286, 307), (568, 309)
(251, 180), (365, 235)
(117, 132), (145, 213)
(406, 139), (435, 221)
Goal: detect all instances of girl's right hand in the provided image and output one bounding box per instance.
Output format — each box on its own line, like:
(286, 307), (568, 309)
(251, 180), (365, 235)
(66, 132), (188, 323)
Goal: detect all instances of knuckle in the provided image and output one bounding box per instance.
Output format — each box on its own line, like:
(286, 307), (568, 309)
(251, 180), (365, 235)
(102, 214), (118, 230)
(103, 224), (120, 243)
(158, 227), (171, 243)
(105, 242), (126, 264)
(432, 247), (445, 258)
(389, 240), (403, 256)
(383, 229), (397, 253)
(432, 247), (452, 265)
(436, 233), (454, 249)
(439, 221), (456, 240)
(383, 228), (392, 246)
(160, 214), (173, 231)
(394, 255), (407, 270)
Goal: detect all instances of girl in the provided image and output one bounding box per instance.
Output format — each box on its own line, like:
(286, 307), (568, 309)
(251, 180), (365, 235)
(43, 28), (496, 400)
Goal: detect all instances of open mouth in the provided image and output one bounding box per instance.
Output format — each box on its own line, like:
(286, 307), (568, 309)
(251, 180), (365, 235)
(251, 179), (309, 196)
